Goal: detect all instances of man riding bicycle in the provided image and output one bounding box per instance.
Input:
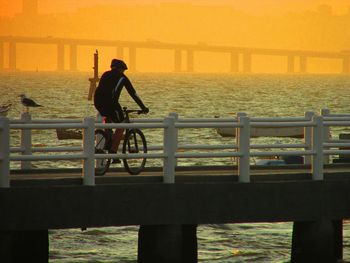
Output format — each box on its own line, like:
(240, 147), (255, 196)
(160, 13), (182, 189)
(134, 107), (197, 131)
(94, 59), (149, 162)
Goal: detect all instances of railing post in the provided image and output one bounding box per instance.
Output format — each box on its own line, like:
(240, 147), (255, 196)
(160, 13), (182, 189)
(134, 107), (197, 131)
(169, 112), (179, 167)
(237, 116), (250, 182)
(321, 108), (330, 164)
(21, 112), (32, 169)
(236, 112), (246, 164)
(95, 112), (103, 169)
(163, 116), (176, 183)
(83, 117), (95, 186)
(312, 116), (323, 180)
(304, 111), (314, 165)
(0, 117), (10, 188)
(236, 112), (247, 119)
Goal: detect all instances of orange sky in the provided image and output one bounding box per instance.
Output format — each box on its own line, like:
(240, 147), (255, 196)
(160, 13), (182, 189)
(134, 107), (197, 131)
(1, 0), (350, 17)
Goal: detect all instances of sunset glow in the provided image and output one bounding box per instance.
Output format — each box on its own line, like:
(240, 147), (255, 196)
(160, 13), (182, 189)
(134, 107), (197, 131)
(1, 0), (350, 16)
(1, 0), (350, 72)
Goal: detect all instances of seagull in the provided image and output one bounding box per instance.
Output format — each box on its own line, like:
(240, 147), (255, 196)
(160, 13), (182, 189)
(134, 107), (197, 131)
(19, 94), (43, 112)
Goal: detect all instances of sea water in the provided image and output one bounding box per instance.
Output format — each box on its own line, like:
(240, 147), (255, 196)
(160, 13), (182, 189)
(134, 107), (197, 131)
(1, 72), (350, 262)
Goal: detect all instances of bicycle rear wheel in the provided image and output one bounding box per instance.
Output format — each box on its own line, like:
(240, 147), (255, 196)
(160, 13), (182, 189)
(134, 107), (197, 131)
(95, 129), (111, 176)
(122, 129), (147, 175)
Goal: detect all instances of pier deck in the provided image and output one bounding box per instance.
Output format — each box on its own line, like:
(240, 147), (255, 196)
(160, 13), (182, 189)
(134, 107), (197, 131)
(9, 163), (350, 185)
(2, 164), (350, 231)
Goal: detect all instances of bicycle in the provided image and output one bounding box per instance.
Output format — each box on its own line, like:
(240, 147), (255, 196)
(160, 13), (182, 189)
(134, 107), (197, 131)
(94, 107), (148, 176)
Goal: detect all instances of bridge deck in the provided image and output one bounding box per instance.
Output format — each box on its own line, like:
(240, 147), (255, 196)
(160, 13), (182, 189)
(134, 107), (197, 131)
(9, 163), (350, 186)
(1, 164), (350, 231)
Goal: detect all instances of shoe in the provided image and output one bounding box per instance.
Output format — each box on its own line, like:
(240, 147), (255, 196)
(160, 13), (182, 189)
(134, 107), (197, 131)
(109, 151), (121, 164)
(112, 158), (121, 164)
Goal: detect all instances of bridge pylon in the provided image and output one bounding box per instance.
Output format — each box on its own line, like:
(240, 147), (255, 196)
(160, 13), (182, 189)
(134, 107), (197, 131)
(342, 56), (349, 74)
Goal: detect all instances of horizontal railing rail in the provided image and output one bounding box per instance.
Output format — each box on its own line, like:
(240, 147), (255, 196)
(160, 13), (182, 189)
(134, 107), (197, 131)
(1, 109), (350, 187)
(10, 123), (88, 129)
(10, 154), (85, 161)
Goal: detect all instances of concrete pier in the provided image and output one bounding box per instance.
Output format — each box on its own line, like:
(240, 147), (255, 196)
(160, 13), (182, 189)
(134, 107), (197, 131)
(57, 44), (64, 71)
(287, 55), (295, 73)
(9, 41), (16, 71)
(291, 220), (340, 262)
(138, 225), (197, 263)
(69, 44), (77, 71)
(1, 171), (350, 261)
(116, 46), (124, 60)
(174, 49), (182, 72)
(129, 47), (136, 72)
(187, 49), (194, 72)
(230, 52), (239, 73)
(300, 55), (307, 73)
(0, 230), (48, 262)
(342, 57), (349, 74)
(243, 52), (252, 73)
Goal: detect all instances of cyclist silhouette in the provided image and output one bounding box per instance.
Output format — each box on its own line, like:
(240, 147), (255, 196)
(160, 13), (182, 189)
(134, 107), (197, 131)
(94, 59), (149, 161)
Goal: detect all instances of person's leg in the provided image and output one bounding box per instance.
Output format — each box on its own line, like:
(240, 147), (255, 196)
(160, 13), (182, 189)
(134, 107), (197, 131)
(110, 105), (125, 153)
(108, 106), (125, 164)
(111, 128), (124, 152)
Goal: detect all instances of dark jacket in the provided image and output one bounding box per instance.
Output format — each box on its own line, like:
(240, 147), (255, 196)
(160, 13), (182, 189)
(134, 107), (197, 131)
(94, 69), (146, 120)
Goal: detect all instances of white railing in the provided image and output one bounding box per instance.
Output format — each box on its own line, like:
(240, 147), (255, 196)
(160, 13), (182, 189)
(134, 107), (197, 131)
(1, 109), (350, 188)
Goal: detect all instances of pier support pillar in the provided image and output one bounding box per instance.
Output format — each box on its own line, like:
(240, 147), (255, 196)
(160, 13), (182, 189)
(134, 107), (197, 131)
(333, 220), (343, 260)
(287, 55), (295, 73)
(0, 230), (48, 262)
(9, 41), (16, 71)
(69, 44), (77, 71)
(57, 43), (64, 71)
(243, 52), (252, 73)
(0, 42), (3, 71)
(186, 50), (194, 73)
(230, 52), (239, 73)
(174, 49), (182, 72)
(291, 220), (342, 263)
(342, 57), (349, 74)
(138, 225), (197, 263)
(300, 56), (307, 73)
(129, 47), (136, 72)
(116, 46), (124, 60)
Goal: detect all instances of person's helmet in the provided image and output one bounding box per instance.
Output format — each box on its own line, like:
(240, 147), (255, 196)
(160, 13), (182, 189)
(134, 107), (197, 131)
(110, 59), (128, 70)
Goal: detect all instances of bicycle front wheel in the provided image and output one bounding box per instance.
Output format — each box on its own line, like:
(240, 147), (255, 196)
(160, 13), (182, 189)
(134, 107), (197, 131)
(95, 129), (111, 176)
(122, 129), (147, 175)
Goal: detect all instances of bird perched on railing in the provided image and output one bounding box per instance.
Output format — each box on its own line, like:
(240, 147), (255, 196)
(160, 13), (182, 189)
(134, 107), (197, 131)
(19, 94), (43, 112)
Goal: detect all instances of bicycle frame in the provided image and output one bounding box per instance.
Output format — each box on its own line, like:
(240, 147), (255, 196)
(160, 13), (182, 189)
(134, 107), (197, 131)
(101, 108), (143, 138)
(121, 107), (148, 175)
(95, 107), (147, 175)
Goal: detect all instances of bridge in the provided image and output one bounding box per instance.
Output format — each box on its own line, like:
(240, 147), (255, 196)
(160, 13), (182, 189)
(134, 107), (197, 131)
(0, 35), (349, 73)
(1, 109), (350, 262)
